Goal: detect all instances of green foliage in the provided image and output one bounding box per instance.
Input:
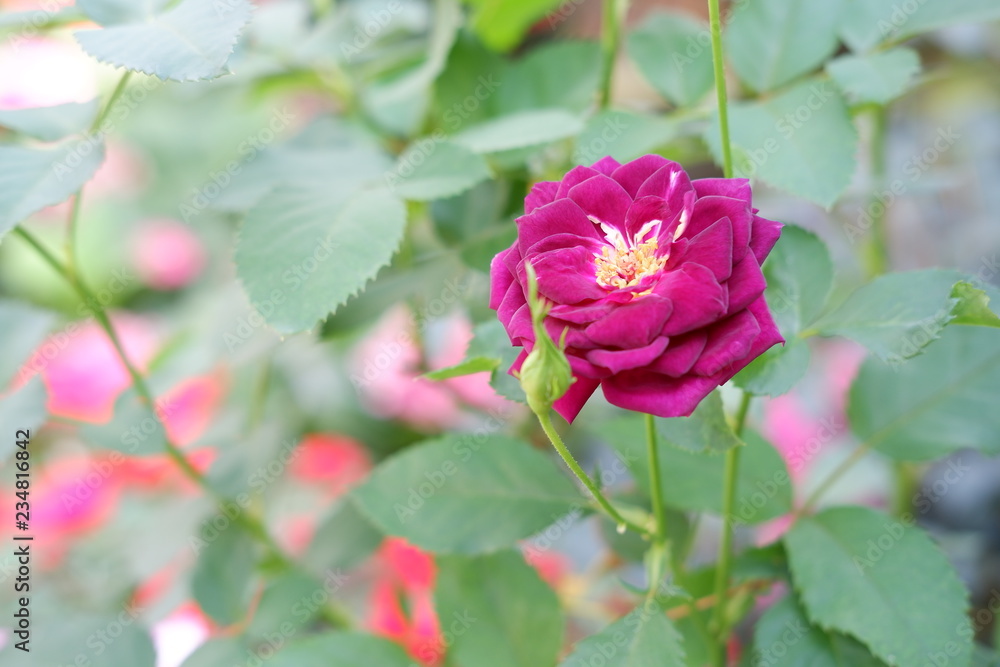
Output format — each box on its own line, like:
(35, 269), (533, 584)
(725, 0), (845, 92)
(752, 596), (888, 666)
(574, 111), (676, 165)
(303, 501), (384, 574)
(191, 525), (258, 626)
(235, 186), (407, 333)
(839, 0), (1000, 53)
(0, 142), (105, 237)
(849, 325), (1000, 460)
(0, 100), (98, 141)
(389, 141), (492, 201)
(77, 0), (171, 25)
(736, 225), (833, 396)
(705, 80), (858, 208)
(810, 269), (965, 361)
(351, 434), (582, 553)
(455, 108), (585, 153)
(0, 299), (56, 387)
(560, 603), (686, 666)
(826, 48), (922, 106)
(785, 507), (972, 667)
(436, 550), (564, 667)
(627, 12), (714, 107)
(656, 390), (743, 452)
(74, 0), (252, 81)
(596, 416), (792, 523)
(0, 377), (47, 458)
(950, 282), (1000, 327)
(461, 0), (564, 52)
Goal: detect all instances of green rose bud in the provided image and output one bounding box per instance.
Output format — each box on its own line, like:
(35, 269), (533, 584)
(518, 262), (574, 415)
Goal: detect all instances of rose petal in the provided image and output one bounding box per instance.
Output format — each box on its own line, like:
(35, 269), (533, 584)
(568, 174), (633, 230)
(688, 195), (751, 260)
(692, 177), (751, 201)
(489, 246), (516, 310)
(725, 253), (767, 314)
(710, 297), (784, 383)
(525, 247), (606, 304)
(550, 301), (614, 325)
(648, 331), (707, 376)
(555, 165), (601, 198)
(584, 295), (673, 348)
(590, 156), (622, 175)
(508, 303), (533, 344)
(679, 216), (733, 281)
(690, 309), (760, 376)
(525, 180), (559, 214)
(586, 336), (669, 374)
(654, 264), (727, 336)
(553, 375), (601, 423)
(749, 215), (783, 264)
(517, 199), (600, 255)
(601, 370), (719, 418)
(611, 155), (671, 198)
(636, 163), (693, 212)
(624, 196), (674, 244)
(497, 280), (525, 331)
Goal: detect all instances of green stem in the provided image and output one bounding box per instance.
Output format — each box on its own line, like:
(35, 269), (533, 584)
(91, 71), (133, 133)
(12, 226), (352, 630)
(536, 410), (649, 536)
(645, 413), (667, 542)
(598, 0), (629, 109)
(710, 391), (751, 666)
(861, 106), (890, 278)
(707, 0), (734, 178)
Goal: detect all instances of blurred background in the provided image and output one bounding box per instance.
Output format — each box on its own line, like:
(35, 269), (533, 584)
(0, 0), (999, 664)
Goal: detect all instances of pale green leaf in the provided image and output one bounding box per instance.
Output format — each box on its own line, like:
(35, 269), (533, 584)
(424, 356), (500, 381)
(454, 109), (585, 153)
(235, 186), (407, 333)
(191, 524), (257, 625)
(267, 633), (414, 667)
(75, 0), (252, 82)
(436, 550), (564, 667)
(499, 41), (601, 114)
(826, 48), (921, 106)
(785, 507), (972, 667)
(840, 0), (1000, 53)
(734, 338), (811, 398)
(561, 604), (686, 666)
(0, 100), (98, 141)
(753, 595), (888, 666)
(0, 141), (105, 237)
(304, 501), (384, 574)
(627, 11), (714, 107)
(849, 325), (1000, 460)
(77, 0), (170, 25)
(725, 0), (845, 92)
(573, 110), (676, 166)
(351, 434), (582, 553)
(0, 378), (47, 460)
(811, 269), (964, 362)
(705, 80), (858, 208)
(389, 140), (491, 201)
(0, 299), (57, 387)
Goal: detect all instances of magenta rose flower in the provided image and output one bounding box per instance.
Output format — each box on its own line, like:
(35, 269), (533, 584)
(489, 155), (784, 422)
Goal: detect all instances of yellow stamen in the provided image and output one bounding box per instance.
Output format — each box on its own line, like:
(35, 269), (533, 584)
(594, 237), (667, 290)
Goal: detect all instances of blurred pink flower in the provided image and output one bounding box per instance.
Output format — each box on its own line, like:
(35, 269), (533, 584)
(523, 547), (572, 589)
(90, 142), (149, 199)
(0, 37), (96, 109)
(159, 374), (225, 446)
(289, 433), (372, 497)
(130, 219), (206, 290)
(352, 307), (520, 432)
(368, 538), (443, 666)
(29, 454), (122, 567)
(25, 314), (158, 423)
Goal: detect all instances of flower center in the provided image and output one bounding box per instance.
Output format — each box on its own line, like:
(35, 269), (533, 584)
(594, 235), (667, 290)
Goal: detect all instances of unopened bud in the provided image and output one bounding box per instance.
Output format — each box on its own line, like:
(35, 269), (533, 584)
(519, 262), (574, 414)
